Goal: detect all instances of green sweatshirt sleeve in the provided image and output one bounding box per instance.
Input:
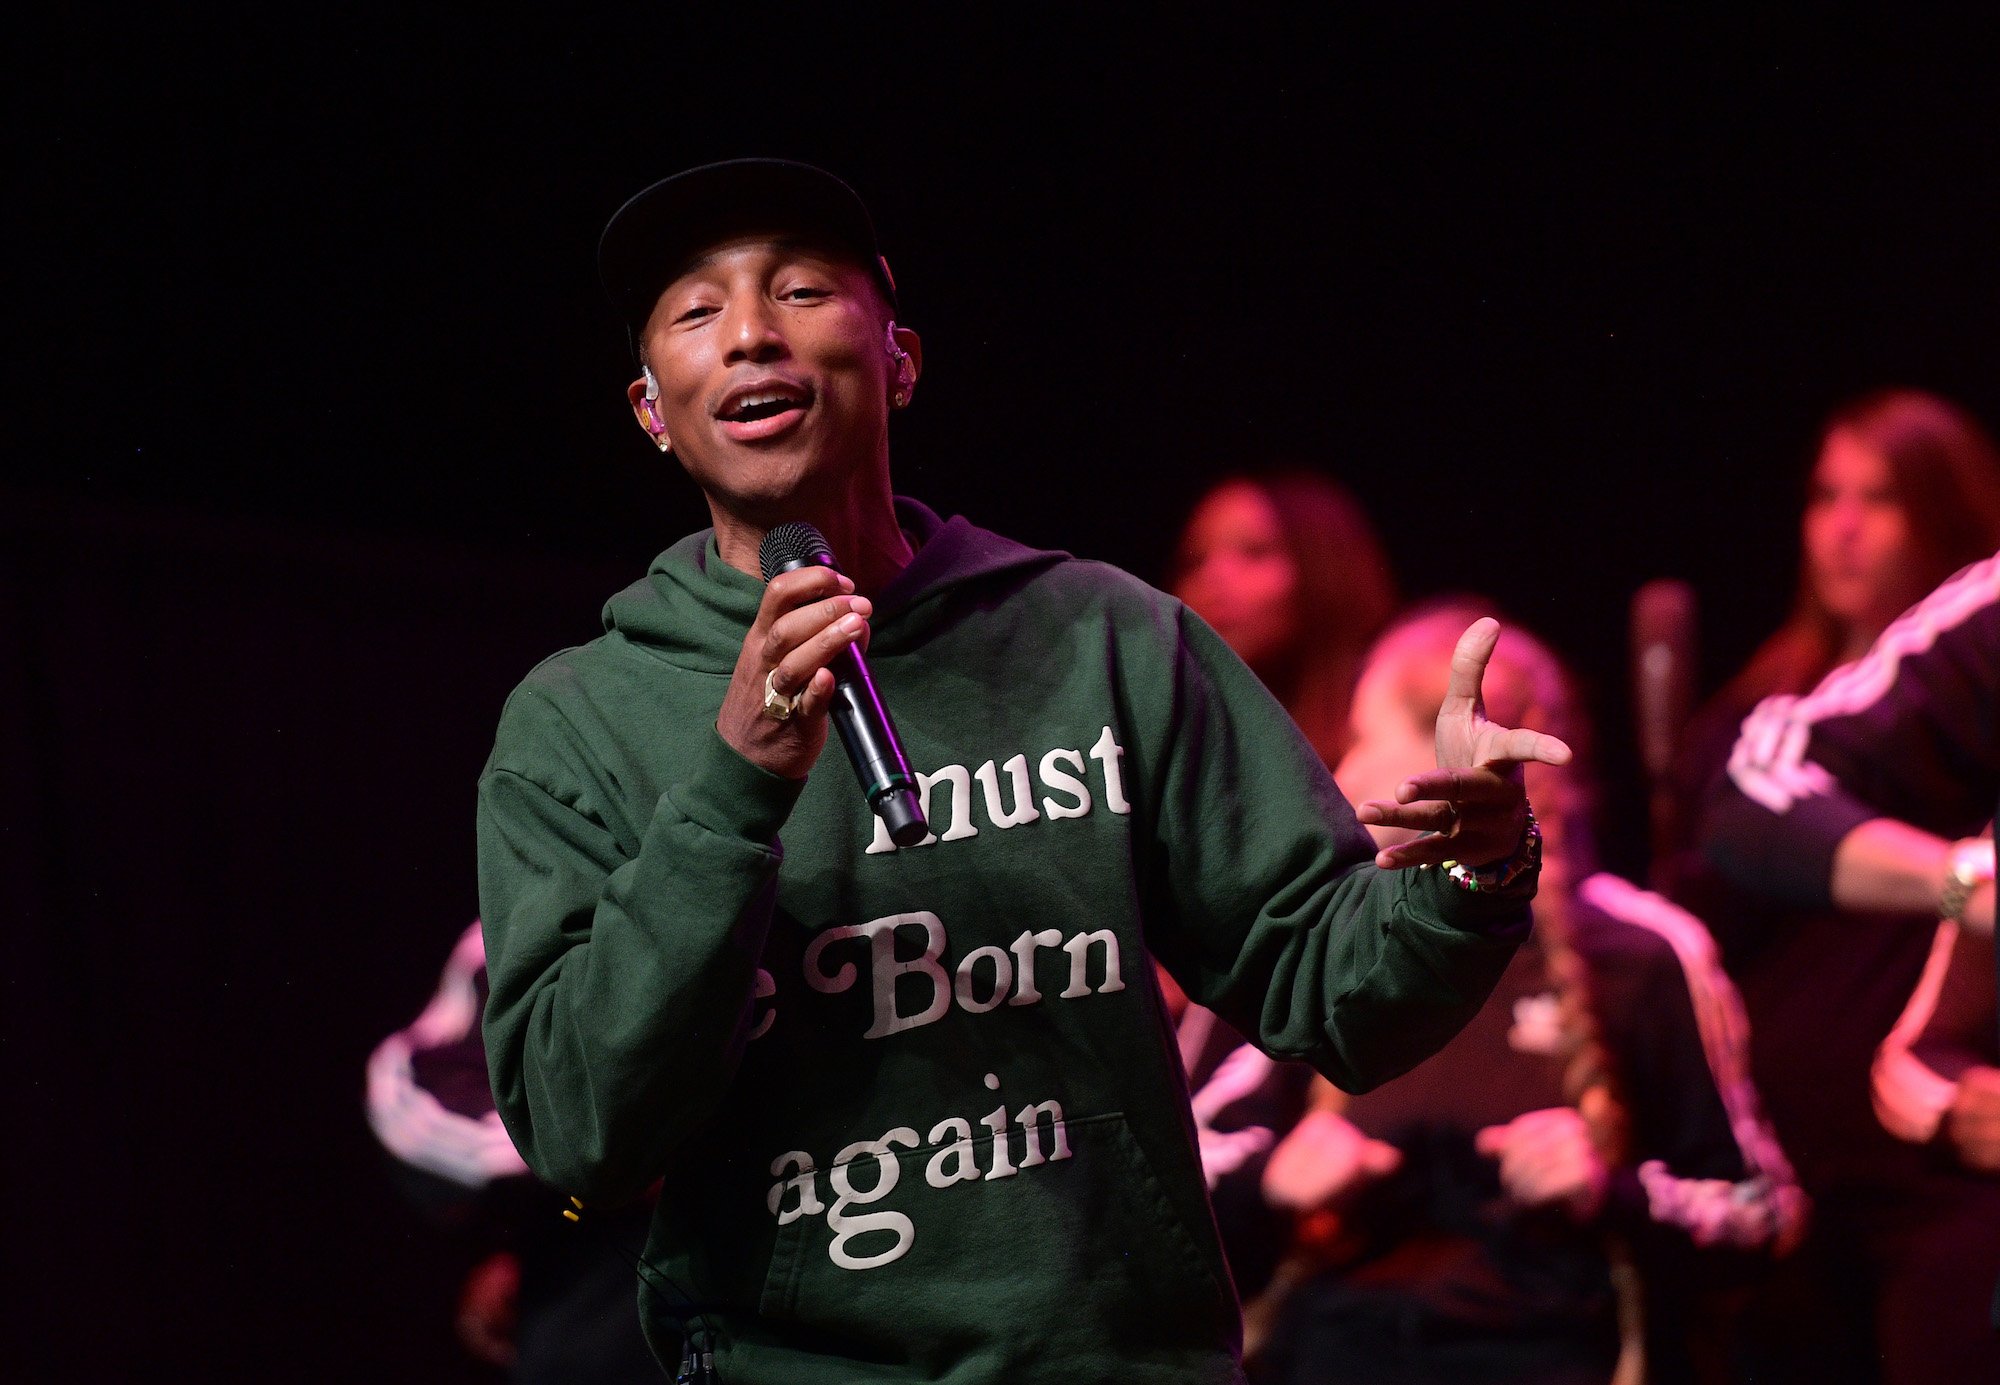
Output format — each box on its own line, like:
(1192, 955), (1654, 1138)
(1141, 606), (1531, 1093)
(477, 689), (803, 1202)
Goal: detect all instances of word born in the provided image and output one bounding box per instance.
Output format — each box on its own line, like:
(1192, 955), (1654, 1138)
(803, 910), (1126, 1040)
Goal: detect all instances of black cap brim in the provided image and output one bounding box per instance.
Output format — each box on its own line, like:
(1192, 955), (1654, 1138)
(598, 159), (895, 362)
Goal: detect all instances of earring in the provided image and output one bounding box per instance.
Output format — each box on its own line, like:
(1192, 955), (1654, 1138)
(885, 323), (912, 372)
(893, 390), (909, 408)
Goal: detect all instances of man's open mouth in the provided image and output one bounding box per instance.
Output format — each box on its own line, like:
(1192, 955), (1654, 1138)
(718, 388), (810, 423)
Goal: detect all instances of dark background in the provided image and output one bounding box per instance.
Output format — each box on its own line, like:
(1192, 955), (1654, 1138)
(10, 8), (1999, 1379)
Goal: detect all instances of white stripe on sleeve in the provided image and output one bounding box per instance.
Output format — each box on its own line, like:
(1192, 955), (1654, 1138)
(1728, 551), (2000, 814)
(1580, 873), (1808, 1251)
(365, 922), (530, 1188)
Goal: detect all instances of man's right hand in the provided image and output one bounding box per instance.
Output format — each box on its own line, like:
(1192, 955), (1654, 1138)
(717, 565), (872, 781)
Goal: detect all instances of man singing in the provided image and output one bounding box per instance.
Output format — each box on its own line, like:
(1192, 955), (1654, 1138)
(477, 159), (1566, 1383)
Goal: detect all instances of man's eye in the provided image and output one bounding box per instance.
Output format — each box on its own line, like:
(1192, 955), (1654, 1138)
(674, 304), (717, 325)
(782, 285), (832, 302)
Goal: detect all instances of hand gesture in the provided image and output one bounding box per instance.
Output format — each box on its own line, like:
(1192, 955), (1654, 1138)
(716, 566), (872, 780)
(1261, 1110), (1403, 1211)
(1356, 618), (1572, 869)
(1943, 1066), (2000, 1173)
(1475, 1106), (1608, 1221)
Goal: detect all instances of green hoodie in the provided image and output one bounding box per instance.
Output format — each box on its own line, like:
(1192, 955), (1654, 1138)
(478, 500), (1530, 1384)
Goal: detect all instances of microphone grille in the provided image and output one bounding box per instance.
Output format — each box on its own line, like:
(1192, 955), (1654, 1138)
(759, 522), (836, 582)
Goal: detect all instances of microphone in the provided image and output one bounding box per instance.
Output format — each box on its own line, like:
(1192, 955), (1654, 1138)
(1630, 578), (1697, 781)
(758, 522), (929, 848)
(1630, 578), (1698, 882)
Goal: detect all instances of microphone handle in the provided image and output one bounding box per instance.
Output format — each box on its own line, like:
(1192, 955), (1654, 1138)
(826, 644), (927, 846)
(766, 550), (927, 847)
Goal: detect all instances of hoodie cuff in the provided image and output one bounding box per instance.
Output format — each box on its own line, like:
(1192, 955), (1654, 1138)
(662, 725), (807, 848)
(1407, 857), (1537, 941)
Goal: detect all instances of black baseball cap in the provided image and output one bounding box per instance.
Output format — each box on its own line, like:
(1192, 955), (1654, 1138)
(598, 158), (898, 361)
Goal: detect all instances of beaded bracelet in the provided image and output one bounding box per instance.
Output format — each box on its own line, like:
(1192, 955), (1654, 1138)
(1429, 809), (1542, 893)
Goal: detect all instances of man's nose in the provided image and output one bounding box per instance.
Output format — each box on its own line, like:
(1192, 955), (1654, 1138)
(721, 296), (788, 365)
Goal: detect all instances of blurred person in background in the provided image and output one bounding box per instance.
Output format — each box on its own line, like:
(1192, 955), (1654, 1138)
(1667, 388), (2000, 870)
(1160, 471), (1399, 1297)
(1255, 606), (1803, 1385)
(1672, 390), (2000, 1383)
(1172, 471), (1399, 767)
(367, 923), (659, 1382)
(1706, 547), (2000, 1385)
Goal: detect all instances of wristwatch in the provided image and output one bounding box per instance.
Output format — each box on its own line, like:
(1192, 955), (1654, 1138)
(1938, 837), (1995, 924)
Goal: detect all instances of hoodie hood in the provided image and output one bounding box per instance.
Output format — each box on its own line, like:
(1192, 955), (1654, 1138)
(601, 498), (1068, 675)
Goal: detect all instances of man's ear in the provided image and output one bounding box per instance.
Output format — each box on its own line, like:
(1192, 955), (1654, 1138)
(625, 372), (672, 451)
(889, 322), (922, 405)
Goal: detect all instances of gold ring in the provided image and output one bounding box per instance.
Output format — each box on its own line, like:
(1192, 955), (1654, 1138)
(762, 669), (797, 722)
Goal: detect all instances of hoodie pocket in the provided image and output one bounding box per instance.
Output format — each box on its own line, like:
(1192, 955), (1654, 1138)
(756, 1111), (1238, 1369)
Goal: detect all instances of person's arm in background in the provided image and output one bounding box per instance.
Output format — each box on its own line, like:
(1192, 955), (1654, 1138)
(1176, 1000), (1318, 1299)
(365, 921), (530, 1211)
(1704, 552), (2000, 933)
(367, 925), (663, 1375)
(1873, 920), (2000, 1173)
(365, 923), (535, 1371)
(1548, 876), (1808, 1256)
(1826, 821), (1991, 928)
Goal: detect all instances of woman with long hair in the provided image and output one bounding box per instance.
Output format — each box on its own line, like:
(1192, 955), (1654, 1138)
(1171, 470), (1399, 766)
(1678, 395), (2000, 1384)
(1694, 388), (2000, 753)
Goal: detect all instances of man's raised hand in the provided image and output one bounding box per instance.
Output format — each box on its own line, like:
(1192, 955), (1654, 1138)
(1355, 617), (1572, 870)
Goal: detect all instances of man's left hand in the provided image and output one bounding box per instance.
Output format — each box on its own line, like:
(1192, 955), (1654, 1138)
(1356, 618), (1572, 869)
